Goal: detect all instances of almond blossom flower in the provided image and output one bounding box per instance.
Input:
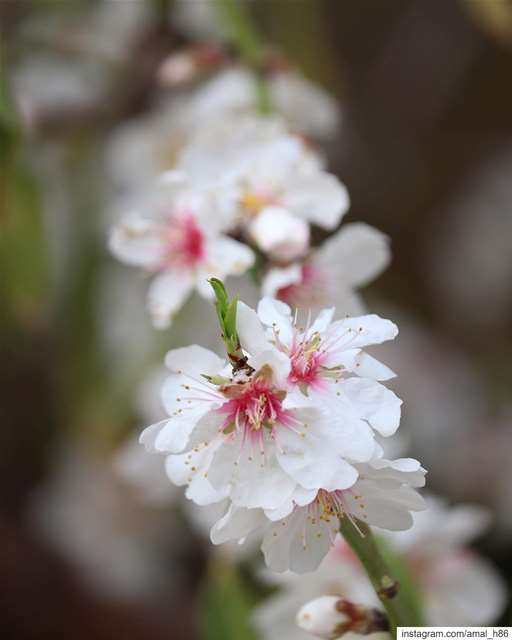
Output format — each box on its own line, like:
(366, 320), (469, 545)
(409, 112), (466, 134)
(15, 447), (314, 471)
(109, 171), (254, 328)
(262, 223), (390, 316)
(255, 297), (402, 442)
(138, 294), (403, 511)
(211, 454), (426, 574)
(177, 115), (349, 261)
(254, 496), (505, 640)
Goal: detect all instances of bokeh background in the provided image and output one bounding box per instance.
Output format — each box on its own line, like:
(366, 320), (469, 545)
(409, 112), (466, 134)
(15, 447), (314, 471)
(2, 1), (512, 638)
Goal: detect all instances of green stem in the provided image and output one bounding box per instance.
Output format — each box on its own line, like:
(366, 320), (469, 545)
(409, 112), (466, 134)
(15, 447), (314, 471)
(339, 518), (422, 635)
(216, 0), (272, 113)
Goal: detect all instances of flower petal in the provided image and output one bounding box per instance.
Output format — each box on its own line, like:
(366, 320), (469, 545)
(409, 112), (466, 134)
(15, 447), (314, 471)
(237, 300), (269, 356)
(257, 297), (294, 348)
(340, 378), (402, 437)
(208, 436), (297, 510)
(325, 315), (398, 350)
(165, 441), (227, 506)
(147, 270), (194, 329)
(282, 173), (349, 230)
(276, 408), (359, 491)
(204, 235), (255, 277)
(249, 207), (310, 260)
(316, 223), (390, 287)
(261, 263), (302, 299)
(164, 345), (225, 376)
(345, 480), (425, 530)
(109, 214), (165, 268)
(210, 503), (267, 544)
(262, 508), (335, 573)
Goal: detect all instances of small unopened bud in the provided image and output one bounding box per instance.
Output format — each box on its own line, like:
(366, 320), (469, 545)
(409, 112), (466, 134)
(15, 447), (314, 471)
(297, 596), (390, 639)
(158, 52), (197, 86)
(158, 45), (225, 86)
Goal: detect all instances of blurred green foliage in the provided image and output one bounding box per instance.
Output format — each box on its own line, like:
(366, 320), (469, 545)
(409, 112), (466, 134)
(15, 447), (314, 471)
(199, 560), (259, 640)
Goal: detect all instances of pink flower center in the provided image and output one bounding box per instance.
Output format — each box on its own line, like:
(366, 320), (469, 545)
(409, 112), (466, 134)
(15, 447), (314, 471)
(161, 213), (205, 269)
(216, 374), (292, 442)
(288, 332), (326, 389)
(277, 263), (326, 307)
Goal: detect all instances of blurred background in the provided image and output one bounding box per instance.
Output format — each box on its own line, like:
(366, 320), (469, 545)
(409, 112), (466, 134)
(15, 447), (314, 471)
(2, 0), (512, 638)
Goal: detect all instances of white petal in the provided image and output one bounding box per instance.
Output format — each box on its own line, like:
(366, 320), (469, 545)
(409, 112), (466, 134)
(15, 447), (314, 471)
(249, 207), (310, 260)
(282, 173), (349, 230)
(165, 441), (226, 505)
(139, 419), (170, 452)
(236, 300), (269, 356)
(264, 486), (318, 521)
(153, 408), (211, 453)
(345, 480), (425, 531)
(208, 436), (297, 510)
(340, 378), (402, 437)
(316, 223), (390, 287)
(109, 214), (165, 268)
(147, 270), (194, 328)
(364, 457), (427, 489)
(210, 503), (267, 544)
(262, 508), (335, 573)
(164, 344), (225, 376)
(349, 352), (396, 381)
(325, 315), (398, 350)
(269, 71), (340, 138)
(204, 235), (255, 276)
(261, 263), (302, 298)
(308, 307), (335, 335)
(247, 348), (291, 388)
(276, 409), (359, 491)
(257, 297), (294, 347)
(160, 370), (215, 415)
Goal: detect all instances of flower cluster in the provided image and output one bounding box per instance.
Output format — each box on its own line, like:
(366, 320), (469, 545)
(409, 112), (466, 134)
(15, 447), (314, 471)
(140, 294), (426, 572)
(108, 0), (426, 597)
(108, 48), (389, 328)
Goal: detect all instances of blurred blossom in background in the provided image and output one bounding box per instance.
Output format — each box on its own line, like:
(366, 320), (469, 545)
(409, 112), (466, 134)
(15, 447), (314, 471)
(2, 1), (512, 639)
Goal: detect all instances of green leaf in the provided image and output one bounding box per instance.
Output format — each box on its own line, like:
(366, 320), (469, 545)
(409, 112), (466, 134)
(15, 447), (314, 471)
(198, 560), (258, 640)
(208, 278), (242, 358)
(209, 277), (229, 317)
(224, 295), (239, 349)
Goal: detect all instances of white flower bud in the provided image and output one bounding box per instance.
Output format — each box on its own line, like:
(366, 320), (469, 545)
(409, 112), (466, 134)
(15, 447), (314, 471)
(297, 596), (391, 639)
(297, 596), (349, 639)
(249, 206), (310, 260)
(157, 52), (197, 86)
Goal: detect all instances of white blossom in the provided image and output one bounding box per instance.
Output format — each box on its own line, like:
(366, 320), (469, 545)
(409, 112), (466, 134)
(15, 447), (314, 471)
(212, 453), (426, 574)
(262, 223), (390, 315)
(256, 297), (402, 443)
(177, 114), (349, 260)
(138, 296), (403, 511)
(109, 171), (254, 328)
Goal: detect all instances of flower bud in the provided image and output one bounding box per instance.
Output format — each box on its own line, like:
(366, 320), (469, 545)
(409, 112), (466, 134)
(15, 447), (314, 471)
(157, 46), (225, 86)
(296, 596), (390, 639)
(248, 206), (310, 260)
